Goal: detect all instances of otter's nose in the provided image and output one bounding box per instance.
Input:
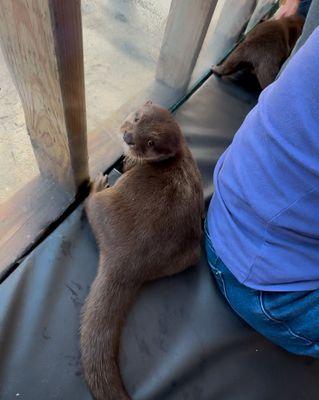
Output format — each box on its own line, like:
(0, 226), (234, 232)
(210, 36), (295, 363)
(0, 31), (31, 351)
(123, 132), (134, 145)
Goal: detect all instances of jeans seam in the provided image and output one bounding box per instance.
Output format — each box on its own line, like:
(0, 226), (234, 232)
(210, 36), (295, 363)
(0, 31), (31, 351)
(213, 260), (232, 305)
(259, 292), (314, 346)
(218, 273), (231, 305)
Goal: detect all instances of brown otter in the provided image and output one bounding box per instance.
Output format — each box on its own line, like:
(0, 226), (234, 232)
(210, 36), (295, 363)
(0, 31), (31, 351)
(80, 101), (204, 400)
(213, 15), (304, 89)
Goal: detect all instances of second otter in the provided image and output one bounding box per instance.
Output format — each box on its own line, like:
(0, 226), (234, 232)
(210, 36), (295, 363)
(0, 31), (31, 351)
(213, 15), (304, 89)
(81, 102), (204, 400)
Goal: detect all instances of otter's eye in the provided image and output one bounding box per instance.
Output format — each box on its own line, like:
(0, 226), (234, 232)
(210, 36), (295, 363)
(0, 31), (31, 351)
(147, 140), (154, 147)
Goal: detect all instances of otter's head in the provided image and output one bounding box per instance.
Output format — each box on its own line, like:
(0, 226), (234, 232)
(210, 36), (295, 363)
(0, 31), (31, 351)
(120, 101), (182, 162)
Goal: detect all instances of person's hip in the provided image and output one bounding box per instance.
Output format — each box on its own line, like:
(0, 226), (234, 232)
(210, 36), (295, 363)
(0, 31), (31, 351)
(204, 227), (319, 358)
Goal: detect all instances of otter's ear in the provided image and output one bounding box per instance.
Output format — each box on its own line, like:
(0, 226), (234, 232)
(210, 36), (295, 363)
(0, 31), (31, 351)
(138, 100), (153, 118)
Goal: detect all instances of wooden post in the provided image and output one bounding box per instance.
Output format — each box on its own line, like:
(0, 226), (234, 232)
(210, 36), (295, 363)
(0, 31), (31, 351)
(203, 0), (256, 65)
(0, 0), (88, 194)
(156, 0), (218, 92)
(245, 0), (276, 34)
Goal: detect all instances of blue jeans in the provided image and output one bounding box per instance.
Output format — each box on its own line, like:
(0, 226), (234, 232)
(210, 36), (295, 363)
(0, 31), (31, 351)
(205, 232), (319, 358)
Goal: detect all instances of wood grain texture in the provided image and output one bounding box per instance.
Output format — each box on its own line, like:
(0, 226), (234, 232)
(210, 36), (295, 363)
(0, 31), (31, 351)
(0, 175), (72, 277)
(156, 0), (218, 92)
(0, 0), (88, 193)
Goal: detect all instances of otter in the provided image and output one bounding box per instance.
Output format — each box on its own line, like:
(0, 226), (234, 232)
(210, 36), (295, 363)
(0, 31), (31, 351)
(213, 15), (304, 89)
(80, 101), (204, 400)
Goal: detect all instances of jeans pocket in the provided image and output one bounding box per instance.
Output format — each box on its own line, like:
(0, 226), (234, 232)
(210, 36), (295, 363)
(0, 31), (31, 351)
(259, 291), (318, 345)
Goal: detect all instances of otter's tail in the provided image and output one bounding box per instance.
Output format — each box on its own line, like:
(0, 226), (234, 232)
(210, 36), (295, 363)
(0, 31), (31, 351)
(80, 262), (139, 400)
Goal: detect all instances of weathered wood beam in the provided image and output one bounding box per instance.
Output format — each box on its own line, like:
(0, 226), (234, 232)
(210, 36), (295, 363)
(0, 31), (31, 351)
(0, 0), (88, 194)
(156, 0), (218, 92)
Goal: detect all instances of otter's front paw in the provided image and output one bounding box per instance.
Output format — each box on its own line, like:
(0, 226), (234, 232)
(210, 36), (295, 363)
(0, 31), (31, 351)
(212, 64), (223, 77)
(91, 172), (109, 193)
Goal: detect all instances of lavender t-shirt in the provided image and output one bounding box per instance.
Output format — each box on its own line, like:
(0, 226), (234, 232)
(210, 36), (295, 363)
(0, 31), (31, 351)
(207, 28), (319, 291)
